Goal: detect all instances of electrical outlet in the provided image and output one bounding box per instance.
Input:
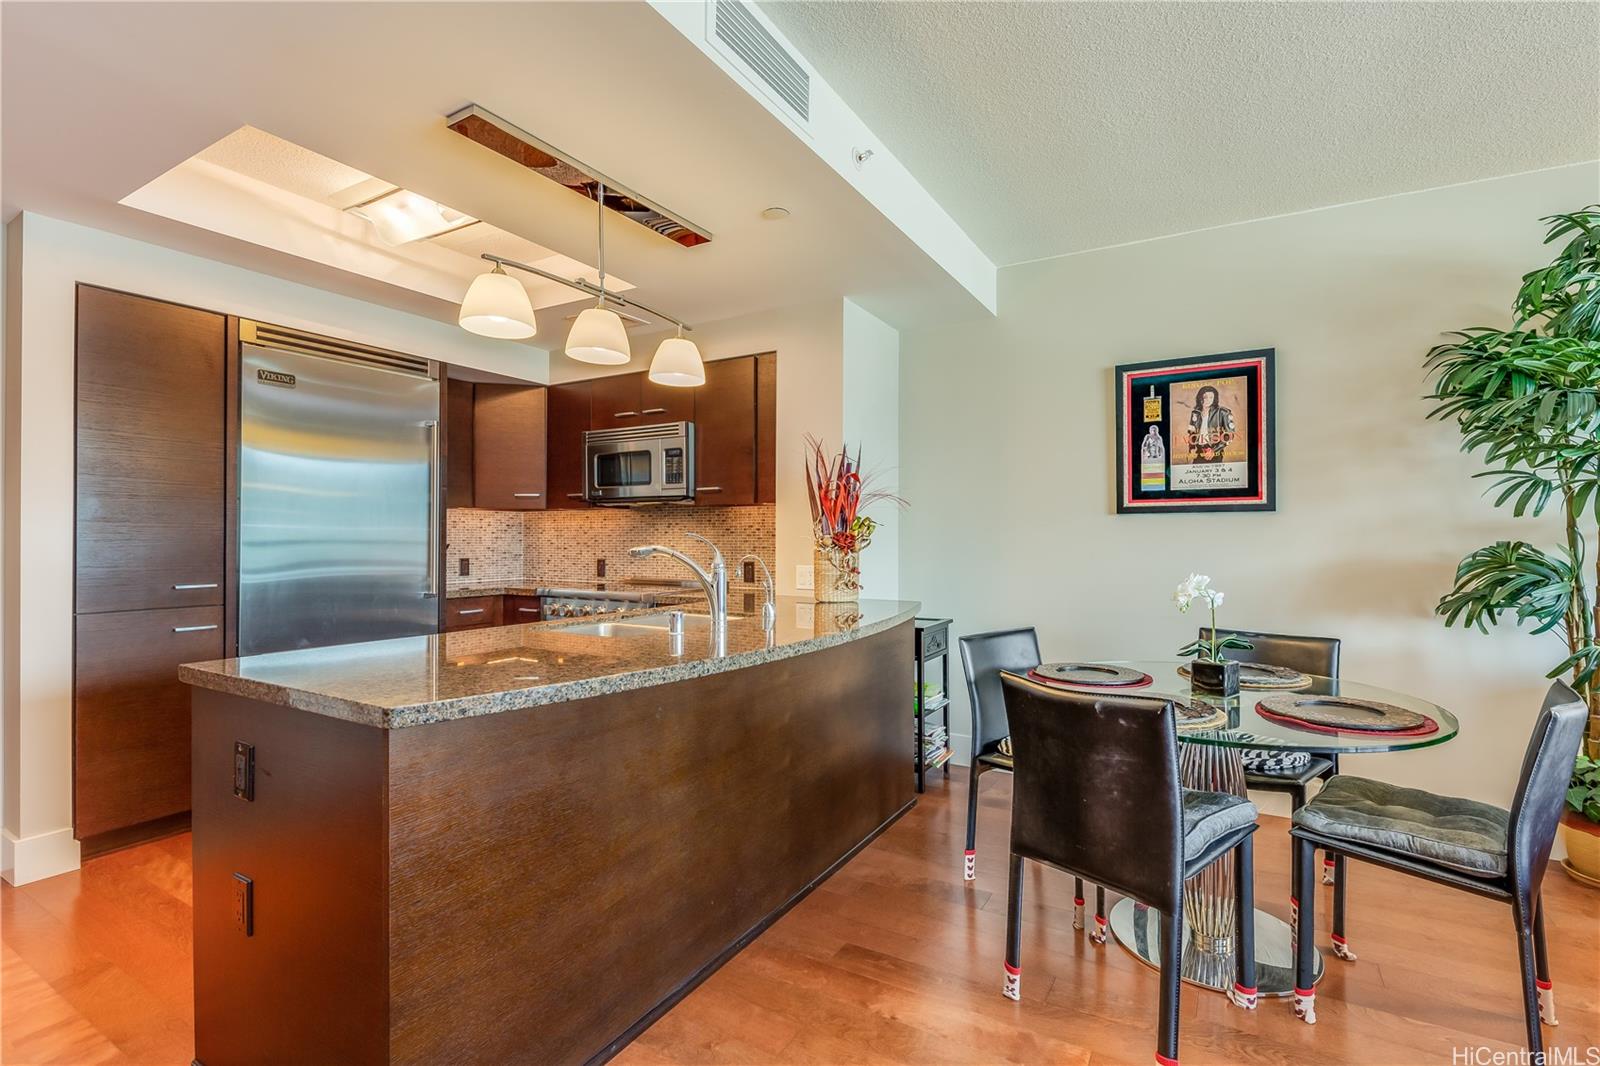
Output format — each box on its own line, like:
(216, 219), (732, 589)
(458, 557), (470, 577)
(596, 558), (607, 578)
(795, 602), (815, 629)
(795, 564), (814, 591)
(742, 560), (756, 583)
(232, 873), (254, 936)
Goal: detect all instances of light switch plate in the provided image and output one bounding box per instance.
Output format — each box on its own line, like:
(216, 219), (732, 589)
(795, 564), (814, 591)
(795, 602), (815, 630)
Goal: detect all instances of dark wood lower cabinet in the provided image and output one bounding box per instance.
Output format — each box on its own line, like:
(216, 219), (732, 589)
(190, 622), (913, 1066)
(502, 595), (542, 624)
(444, 595), (503, 631)
(74, 605), (223, 845)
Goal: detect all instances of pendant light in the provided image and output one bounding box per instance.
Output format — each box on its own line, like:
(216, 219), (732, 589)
(458, 263), (537, 340)
(648, 325), (705, 387)
(564, 182), (631, 366)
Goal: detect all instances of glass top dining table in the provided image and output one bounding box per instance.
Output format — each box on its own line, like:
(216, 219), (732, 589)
(1105, 660), (1460, 754)
(1056, 660), (1463, 997)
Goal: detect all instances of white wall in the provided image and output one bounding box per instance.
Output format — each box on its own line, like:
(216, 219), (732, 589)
(899, 163), (1600, 814)
(0, 213), (548, 885)
(843, 299), (901, 598)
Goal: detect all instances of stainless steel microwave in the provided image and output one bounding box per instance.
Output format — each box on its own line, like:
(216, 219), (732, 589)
(584, 422), (695, 504)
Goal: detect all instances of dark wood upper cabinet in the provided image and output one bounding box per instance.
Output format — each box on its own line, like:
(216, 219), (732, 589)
(693, 357), (758, 506)
(588, 372), (643, 430)
(756, 353), (777, 505)
(446, 378), (476, 509)
(639, 374), (695, 423)
(547, 381), (592, 509)
(472, 384), (547, 510)
(75, 286), (226, 614)
(74, 605), (223, 842)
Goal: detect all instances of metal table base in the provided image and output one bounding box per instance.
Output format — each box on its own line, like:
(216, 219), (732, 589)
(1107, 898), (1324, 996)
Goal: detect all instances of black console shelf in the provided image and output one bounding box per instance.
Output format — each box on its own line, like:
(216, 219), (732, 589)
(913, 617), (953, 793)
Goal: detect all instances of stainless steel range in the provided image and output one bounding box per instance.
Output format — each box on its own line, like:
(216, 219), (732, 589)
(536, 587), (663, 619)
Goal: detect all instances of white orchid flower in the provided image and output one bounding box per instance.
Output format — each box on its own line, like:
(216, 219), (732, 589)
(1173, 573), (1211, 613)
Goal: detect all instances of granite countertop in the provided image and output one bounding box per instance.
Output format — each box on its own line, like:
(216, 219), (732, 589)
(180, 597), (921, 730)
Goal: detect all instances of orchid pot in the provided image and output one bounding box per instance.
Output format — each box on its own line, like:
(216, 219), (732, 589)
(1190, 658), (1241, 697)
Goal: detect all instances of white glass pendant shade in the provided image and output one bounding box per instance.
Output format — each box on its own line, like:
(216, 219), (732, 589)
(648, 335), (705, 387)
(458, 269), (536, 339)
(566, 306), (631, 365)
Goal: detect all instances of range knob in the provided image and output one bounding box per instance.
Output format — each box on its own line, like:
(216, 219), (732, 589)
(556, 604), (572, 617)
(582, 604), (597, 615)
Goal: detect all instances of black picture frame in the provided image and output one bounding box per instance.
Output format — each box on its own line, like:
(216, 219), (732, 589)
(1115, 349), (1276, 514)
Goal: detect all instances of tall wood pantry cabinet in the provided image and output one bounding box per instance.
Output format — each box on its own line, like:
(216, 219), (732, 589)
(73, 285), (228, 851)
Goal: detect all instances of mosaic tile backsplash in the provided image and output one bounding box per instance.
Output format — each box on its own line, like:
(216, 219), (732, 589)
(446, 505), (776, 591)
(445, 509), (526, 588)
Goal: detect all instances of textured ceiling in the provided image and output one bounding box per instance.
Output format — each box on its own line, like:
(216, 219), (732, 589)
(760, 0), (1600, 265)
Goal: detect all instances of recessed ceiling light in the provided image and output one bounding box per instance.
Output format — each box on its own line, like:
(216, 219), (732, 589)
(760, 206), (791, 221)
(348, 188), (477, 246)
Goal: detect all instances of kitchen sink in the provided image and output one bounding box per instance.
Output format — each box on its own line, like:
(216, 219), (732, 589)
(554, 612), (742, 637)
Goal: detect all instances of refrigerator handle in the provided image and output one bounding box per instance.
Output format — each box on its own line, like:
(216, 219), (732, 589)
(423, 419), (440, 598)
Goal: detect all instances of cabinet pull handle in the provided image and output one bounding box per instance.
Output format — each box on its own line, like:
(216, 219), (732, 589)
(173, 624), (219, 633)
(173, 583), (219, 590)
(698, 486), (723, 493)
(641, 407), (667, 415)
(512, 493), (542, 498)
(613, 410), (638, 418)
(567, 493), (585, 498)
(458, 608), (486, 616)
(517, 607), (539, 614)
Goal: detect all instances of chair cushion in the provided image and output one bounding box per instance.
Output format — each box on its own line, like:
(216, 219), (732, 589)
(1293, 775), (1509, 877)
(977, 749), (1013, 770)
(1183, 790), (1258, 859)
(1246, 755), (1336, 789)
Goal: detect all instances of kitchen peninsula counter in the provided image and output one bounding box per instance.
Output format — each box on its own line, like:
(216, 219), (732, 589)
(181, 598), (916, 728)
(183, 598), (917, 1066)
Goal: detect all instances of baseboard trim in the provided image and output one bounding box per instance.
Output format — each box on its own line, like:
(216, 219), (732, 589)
(80, 811), (191, 859)
(589, 796), (918, 1065)
(2, 826), (82, 886)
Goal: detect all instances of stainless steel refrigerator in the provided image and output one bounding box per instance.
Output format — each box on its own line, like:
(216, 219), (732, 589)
(238, 323), (441, 656)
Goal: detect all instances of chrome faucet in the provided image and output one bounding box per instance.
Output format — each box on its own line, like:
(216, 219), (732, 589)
(629, 533), (728, 652)
(740, 553), (776, 632)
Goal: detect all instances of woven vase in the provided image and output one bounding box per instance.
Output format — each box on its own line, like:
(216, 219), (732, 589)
(813, 550), (860, 603)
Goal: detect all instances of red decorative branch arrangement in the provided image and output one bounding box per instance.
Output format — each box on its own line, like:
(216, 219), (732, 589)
(804, 436), (904, 600)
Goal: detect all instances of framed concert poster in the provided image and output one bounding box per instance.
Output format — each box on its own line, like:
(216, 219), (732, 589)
(1115, 348), (1275, 514)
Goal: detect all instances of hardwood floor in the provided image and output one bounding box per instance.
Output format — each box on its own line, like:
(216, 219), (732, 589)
(2, 773), (1596, 1065)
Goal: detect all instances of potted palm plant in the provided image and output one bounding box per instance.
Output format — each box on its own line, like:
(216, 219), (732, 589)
(1426, 205), (1600, 885)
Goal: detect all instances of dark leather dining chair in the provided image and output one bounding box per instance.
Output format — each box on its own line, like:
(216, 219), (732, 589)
(999, 673), (1261, 1065)
(958, 629), (1106, 936)
(1204, 628), (1349, 907)
(1290, 680), (1584, 1057)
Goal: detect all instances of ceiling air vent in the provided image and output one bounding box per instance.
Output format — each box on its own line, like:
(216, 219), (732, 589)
(712, 0), (811, 125)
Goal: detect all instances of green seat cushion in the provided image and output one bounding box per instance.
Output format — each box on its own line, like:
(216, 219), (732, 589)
(1293, 775), (1508, 877)
(1183, 790), (1257, 859)
(977, 748), (1013, 770)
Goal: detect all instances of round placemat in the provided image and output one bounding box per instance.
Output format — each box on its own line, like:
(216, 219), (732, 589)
(1177, 661), (1312, 690)
(1256, 695), (1435, 734)
(1174, 699), (1228, 732)
(1029, 662), (1153, 688)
